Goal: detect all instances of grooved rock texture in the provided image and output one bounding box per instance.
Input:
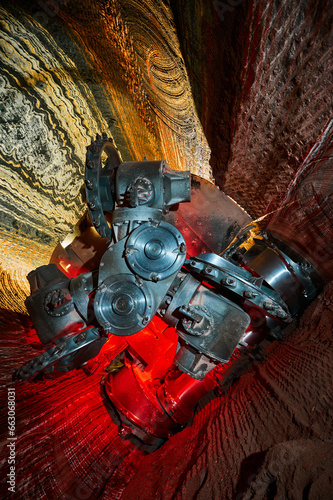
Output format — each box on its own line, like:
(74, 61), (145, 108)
(121, 282), (333, 500)
(224, 0), (333, 218)
(0, 282), (332, 499)
(265, 120), (333, 279)
(172, 0), (333, 218)
(0, 0), (332, 498)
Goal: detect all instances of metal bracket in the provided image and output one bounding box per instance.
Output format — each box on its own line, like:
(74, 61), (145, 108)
(14, 327), (102, 381)
(184, 255), (292, 323)
(85, 133), (121, 241)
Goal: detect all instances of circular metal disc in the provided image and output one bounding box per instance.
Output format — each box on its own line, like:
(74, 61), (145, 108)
(125, 221), (186, 281)
(94, 274), (154, 335)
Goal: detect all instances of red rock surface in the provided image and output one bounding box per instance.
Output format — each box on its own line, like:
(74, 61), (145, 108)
(0, 0), (332, 498)
(121, 282), (333, 499)
(0, 282), (332, 499)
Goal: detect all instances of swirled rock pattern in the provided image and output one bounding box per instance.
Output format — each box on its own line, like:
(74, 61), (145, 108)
(0, 5), (114, 303)
(0, 7), (109, 236)
(0, 0), (213, 306)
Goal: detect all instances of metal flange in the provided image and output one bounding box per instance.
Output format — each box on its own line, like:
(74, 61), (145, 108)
(14, 326), (102, 381)
(184, 254), (292, 323)
(125, 220), (186, 281)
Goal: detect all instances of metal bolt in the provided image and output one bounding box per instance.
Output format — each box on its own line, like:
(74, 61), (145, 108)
(204, 266), (213, 274)
(119, 426), (131, 437)
(85, 179), (95, 189)
(74, 332), (87, 344)
(54, 343), (66, 356)
(263, 300), (275, 310)
(221, 277), (236, 286)
(243, 290), (258, 298)
(135, 277), (143, 287)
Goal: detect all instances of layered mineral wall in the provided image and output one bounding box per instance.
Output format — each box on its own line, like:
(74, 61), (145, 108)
(0, 0), (332, 498)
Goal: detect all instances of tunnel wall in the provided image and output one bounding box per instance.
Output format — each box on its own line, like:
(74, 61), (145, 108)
(0, 0), (332, 498)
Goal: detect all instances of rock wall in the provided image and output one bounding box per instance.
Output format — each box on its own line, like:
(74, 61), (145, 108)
(172, 0), (333, 218)
(0, 282), (332, 499)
